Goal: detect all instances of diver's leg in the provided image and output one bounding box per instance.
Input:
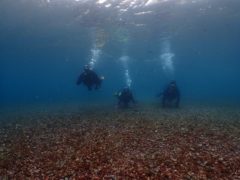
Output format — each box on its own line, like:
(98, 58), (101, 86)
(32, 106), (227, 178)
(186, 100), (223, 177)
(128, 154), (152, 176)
(95, 80), (101, 90)
(175, 97), (180, 108)
(124, 102), (128, 109)
(95, 84), (99, 90)
(117, 100), (122, 109)
(87, 85), (92, 91)
(162, 96), (166, 108)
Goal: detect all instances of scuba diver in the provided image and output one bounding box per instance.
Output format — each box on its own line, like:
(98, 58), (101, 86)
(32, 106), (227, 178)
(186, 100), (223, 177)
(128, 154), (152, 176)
(76, 65), (104, 91)
(114, 87), (136, 109)
(157, 81), (180, 108)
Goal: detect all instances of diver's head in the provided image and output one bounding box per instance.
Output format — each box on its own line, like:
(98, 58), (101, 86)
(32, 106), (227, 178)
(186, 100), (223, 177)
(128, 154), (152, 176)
(84, 64), (90, 71)
(170, 80), (176, 87)
(123, 87), (130, 92)
(84, 64), (89, 69)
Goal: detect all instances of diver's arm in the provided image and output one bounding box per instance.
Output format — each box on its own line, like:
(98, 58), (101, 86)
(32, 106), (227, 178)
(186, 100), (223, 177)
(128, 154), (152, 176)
(132, 98), (136, 104)
(98, 76), (102, 87)
(76, 74), (83, 85)
(175, 97), (180, 108)
(156, 92), (163, 97)
(131, 94), (136, 104)
(175, 89), (180, 107)
(157, 87), (168, 97)
(114, 91), (120, 98)
(95, 77), (102, 89)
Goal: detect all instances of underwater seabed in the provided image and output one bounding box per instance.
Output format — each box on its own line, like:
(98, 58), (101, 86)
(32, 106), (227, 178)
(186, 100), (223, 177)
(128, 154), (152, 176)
(0, 104), (240, 179)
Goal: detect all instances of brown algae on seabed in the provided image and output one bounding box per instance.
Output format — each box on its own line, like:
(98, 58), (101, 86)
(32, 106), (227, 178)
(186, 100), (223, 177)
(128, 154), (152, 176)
(0, 106), (240, 179)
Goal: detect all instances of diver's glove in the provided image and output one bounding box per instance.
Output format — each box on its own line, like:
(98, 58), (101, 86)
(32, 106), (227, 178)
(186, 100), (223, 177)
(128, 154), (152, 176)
(113, 92), (122, 97)
(76, 78), (82, 85)
(113, 92), (119, 97)
(156, 93), (163, 97)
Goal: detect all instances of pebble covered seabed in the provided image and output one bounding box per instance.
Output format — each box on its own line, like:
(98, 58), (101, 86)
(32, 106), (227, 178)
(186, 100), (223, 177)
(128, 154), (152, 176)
(0, 104), (240, 179)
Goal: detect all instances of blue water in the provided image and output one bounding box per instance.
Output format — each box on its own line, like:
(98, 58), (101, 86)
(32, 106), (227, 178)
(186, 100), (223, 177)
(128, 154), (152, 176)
(1, 0), (240, 108)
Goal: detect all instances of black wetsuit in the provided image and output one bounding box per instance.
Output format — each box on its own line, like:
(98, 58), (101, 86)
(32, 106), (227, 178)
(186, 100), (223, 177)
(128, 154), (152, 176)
(117, 89), (135, 108)
(160, 83), (180, 108)
(77, 69), (102, 91)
